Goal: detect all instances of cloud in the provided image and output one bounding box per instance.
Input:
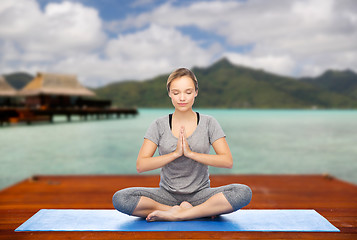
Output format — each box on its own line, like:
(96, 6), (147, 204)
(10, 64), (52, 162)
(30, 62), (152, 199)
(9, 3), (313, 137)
(1, 0), (356, 87)
(53, 24), (220, 86)
(0, 0), (105, 67)
(105, 24), (216, 67)
(116, 0), (357, 77)
(0, 0), (219, 86)
(130, 0), (159, 8)
(224, 53), (295, 76)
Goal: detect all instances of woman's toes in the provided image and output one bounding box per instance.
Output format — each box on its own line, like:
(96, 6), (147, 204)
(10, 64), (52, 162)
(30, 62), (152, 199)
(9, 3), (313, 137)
(180, 201), (193, 209)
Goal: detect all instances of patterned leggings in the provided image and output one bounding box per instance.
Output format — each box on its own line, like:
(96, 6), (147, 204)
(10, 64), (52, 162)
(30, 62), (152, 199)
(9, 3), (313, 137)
(112, 184), (252, 215)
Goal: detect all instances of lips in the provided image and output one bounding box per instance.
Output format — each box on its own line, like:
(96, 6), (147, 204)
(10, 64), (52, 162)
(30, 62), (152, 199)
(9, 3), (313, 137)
(178, 103), (188, 106)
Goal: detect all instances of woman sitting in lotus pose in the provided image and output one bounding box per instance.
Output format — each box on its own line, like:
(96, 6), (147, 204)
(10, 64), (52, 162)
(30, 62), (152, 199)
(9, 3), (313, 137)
(113, 68), (252, 221)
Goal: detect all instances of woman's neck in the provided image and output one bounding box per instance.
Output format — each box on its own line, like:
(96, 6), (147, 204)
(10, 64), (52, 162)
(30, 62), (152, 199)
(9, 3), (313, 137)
(173, 109), (195, 121)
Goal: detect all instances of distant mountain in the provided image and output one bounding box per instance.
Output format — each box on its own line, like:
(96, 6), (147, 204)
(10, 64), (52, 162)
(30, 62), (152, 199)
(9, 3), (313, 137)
(94, 58), (357, 109)
(3, 60), (357, 108)
(301, 70), (357, 100)
(3, 72), (33, 90)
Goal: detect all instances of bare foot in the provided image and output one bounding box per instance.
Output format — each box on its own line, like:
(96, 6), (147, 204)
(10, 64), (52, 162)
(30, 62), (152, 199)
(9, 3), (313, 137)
(180, 201), (216, 220)
(146, 205), (183, 222)
(180, 201), (193, 209)
(180, 201), (217, 220)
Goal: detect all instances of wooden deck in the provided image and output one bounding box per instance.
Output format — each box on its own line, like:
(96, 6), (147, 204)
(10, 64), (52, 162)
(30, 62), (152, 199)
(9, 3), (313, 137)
(0, 107), (138, 125)
(0, 174), (356, 239)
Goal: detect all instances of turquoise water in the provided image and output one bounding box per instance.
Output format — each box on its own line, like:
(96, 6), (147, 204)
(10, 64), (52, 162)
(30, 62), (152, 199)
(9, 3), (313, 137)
(1, 109), (357, 190)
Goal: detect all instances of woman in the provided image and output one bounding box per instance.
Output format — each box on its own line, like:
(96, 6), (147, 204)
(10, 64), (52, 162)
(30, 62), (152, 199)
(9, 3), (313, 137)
(113, 68), (252, 222)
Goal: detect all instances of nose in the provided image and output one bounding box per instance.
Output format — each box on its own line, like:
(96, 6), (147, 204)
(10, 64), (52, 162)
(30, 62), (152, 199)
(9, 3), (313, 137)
(179, 93), (185, 101)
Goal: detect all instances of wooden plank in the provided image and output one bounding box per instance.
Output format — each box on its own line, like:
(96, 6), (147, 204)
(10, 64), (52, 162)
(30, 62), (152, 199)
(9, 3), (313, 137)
(0, 107), (138, 125)
(0, 174), (356, 239)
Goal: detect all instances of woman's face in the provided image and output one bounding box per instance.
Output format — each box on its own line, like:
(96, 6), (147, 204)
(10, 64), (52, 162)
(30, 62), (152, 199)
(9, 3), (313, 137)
(168, 76), (198, 111)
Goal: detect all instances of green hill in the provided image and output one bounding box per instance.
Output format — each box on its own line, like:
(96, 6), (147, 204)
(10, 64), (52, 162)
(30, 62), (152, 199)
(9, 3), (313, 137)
(95, 58), (357, 109)
(3, 59), (357, 108)
(301, 69), (357, 100)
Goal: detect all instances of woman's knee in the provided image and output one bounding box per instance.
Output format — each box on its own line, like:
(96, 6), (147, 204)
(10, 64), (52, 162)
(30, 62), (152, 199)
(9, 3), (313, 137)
(224, 184), (252, 210)
(112, 188), (141, 215)
(239, 184), (253, 205)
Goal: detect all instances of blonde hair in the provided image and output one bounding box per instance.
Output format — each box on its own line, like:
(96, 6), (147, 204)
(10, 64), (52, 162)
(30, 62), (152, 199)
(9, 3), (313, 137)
(166, 68), (199, 92)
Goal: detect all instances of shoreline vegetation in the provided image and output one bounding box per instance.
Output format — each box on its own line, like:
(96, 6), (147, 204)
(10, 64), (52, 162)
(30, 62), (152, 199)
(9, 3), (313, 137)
(3, 58), (357, 109)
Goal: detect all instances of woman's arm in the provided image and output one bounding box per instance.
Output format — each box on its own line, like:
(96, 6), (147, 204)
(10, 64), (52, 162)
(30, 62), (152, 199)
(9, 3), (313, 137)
(136, 138), (182, 173)
(183, 132), (233, 169)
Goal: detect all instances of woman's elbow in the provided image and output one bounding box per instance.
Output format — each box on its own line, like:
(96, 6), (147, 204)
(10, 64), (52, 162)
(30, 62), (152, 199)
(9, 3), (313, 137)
(136, 159), (145, 173)
(136, 166), (143, 173)
(225, 156), (233, 169)
(226, 161), (233, 169)
(217, 154), (233, 169)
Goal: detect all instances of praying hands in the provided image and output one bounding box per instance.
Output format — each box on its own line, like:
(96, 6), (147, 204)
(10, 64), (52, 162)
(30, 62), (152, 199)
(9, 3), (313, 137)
(174, 126), (193, 158)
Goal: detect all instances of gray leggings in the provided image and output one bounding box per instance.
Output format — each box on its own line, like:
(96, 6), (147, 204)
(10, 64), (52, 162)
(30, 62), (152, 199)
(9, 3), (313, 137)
(112, 184), (252, 216)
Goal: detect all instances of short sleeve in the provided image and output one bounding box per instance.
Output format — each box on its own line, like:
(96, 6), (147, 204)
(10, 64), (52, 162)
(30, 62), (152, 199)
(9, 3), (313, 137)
(208, 116), (226, 144)
(144, 120), (160, 145)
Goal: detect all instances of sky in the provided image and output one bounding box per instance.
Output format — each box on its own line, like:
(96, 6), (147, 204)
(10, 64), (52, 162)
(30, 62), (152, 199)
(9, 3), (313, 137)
(0, 0), (356, 87)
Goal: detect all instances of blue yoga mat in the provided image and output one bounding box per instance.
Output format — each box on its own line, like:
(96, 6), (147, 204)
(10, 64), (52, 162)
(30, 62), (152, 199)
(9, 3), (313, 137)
(15, 209), (339, 232)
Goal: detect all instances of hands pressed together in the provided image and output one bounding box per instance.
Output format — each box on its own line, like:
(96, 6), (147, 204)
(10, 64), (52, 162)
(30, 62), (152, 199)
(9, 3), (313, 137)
(174, 126), (193, 158)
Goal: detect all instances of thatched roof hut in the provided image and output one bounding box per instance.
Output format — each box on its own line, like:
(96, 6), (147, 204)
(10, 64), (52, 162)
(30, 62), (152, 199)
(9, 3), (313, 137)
(0, 76), (17, 96)
(18, 72), (95, 97)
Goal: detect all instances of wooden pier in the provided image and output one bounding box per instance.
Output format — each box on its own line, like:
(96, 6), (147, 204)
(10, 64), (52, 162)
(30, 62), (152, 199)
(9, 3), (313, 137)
(0, 174), (356, 239)
(0, 107), (138, 125)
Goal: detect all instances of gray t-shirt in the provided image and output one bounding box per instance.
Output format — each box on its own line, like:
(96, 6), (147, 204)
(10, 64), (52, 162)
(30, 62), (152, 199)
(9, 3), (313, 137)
(144, 113), (226, 194)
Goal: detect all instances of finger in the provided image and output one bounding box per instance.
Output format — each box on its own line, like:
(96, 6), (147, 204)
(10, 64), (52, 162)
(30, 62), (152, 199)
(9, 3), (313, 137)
(177, 133), (182, 147)
(182, 134), (187, 148)
(179, 131), (184, 145)
(181, 127), (186, 138)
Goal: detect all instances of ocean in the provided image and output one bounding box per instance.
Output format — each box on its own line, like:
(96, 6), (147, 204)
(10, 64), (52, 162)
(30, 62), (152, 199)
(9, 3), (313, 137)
(1, 109), (356, 190)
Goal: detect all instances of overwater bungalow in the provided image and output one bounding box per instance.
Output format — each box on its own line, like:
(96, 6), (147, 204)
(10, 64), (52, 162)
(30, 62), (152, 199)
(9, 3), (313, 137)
(17, 72), (99, 109)
(1, 72), (137, 125)
(0, 76), (17, 107)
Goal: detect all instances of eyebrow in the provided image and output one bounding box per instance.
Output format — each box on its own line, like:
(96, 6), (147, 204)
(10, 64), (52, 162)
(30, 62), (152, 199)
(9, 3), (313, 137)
(171, 88), (194, 92)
